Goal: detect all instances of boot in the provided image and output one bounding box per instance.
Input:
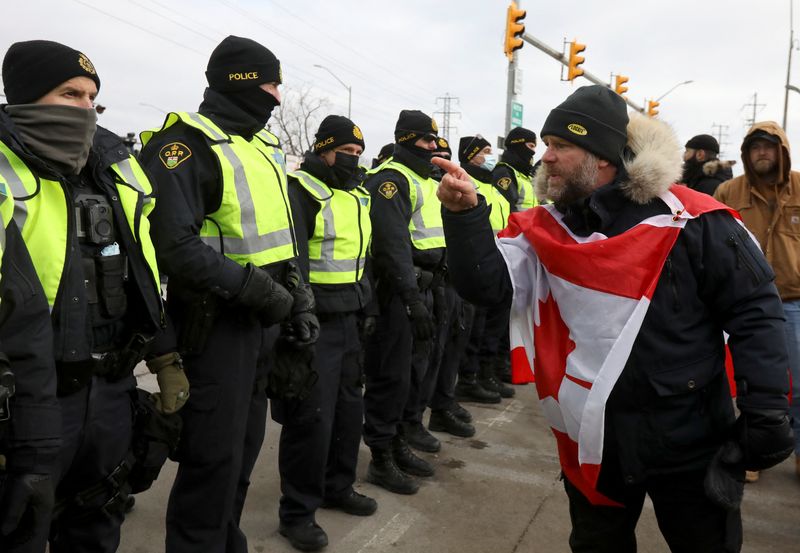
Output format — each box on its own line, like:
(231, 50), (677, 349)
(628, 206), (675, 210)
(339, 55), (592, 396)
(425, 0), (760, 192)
(496, 354), (513, 384)
(455, 373), (501, 404)
(279, 520), (329, 552)
(429, 409), (475, 438)
(322, 489), (378, 516)
(479, 361), (515, 398)
(392, 435), (434, 477)
(402, 421), (441, 453)
(451, 402), (473, 423)
(366, 447), (419, 495)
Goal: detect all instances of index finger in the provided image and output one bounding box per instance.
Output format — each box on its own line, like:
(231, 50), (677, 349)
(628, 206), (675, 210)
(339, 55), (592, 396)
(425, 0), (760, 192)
(431, 156), (465, 176)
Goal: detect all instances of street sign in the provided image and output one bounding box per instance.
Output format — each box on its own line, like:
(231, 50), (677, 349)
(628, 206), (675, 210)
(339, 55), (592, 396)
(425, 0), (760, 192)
(511, 101), (523, 128)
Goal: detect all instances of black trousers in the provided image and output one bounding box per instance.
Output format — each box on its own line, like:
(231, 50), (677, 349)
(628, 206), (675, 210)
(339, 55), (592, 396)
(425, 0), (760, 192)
(459, 305), (484, 377)
(275, 312), (363, 524)
(166, 309), (276, 553)
(431, 296), (472, 411)
(48, 375), (136, 553)
(563, 471), (741, 553)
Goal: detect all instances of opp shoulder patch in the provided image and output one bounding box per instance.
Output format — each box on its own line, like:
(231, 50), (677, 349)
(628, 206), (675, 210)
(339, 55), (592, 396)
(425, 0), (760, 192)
(159, 142), (192, 169)
(378, 181), (398, 199)
(496, 176), (512, 190)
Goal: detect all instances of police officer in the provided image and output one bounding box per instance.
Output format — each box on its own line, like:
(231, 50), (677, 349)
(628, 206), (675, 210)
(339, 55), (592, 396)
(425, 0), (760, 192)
(0, 178), (59, 553)
(371, 143), (394, 169)
(493, 126), (538, 212)
(140, 35), (318, 553)
(362, 110), (444, 495)
(277, 115), (375, 551)
(455, 136), (514, 401)
(0, 40), (185, 553)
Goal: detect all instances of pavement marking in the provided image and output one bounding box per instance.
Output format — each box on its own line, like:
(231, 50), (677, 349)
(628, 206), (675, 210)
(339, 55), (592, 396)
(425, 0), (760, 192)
(474, 399), (524, 439)
(345, 511), (419, 553)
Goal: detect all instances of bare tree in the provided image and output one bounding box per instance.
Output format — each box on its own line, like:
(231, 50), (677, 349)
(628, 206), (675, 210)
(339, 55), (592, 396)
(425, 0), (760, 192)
(270, 85), (330, 157)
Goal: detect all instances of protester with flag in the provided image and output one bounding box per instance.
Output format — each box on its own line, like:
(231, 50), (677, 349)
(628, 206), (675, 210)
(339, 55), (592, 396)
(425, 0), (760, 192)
(432, 85), (794, 553)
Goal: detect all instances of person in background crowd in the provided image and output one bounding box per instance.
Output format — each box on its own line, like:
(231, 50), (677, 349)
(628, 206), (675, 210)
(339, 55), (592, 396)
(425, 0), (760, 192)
(681, 133), (735, 196)
(493, 126), (539, 211)
(715, 121), (800, 483)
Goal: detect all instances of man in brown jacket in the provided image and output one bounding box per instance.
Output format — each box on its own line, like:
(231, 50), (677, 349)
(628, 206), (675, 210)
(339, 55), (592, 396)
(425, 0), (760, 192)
(715, 121), (800, 480)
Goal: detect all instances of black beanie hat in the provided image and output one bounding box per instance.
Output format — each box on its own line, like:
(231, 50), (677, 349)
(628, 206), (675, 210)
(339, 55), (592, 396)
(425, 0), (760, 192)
(374, 143), (395, 164)
(312, 115), (365, 153)
(394, 109), (438, 144)
(206, 35), (282, 92)
(505, 126), (537, 149)
(435, 136), (452, 156)
(458, 135), (491, 163)
(2, 40), (101, 105)
(540, 85), (629, 165)
(685, 134), (719, 153)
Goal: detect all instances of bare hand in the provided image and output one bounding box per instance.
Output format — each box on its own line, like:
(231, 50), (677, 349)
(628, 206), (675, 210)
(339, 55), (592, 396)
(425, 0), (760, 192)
(432, 157), (478, 212)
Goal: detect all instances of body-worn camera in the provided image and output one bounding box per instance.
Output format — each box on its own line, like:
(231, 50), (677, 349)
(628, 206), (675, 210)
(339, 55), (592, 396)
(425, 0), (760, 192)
(75, 194), (115, 246)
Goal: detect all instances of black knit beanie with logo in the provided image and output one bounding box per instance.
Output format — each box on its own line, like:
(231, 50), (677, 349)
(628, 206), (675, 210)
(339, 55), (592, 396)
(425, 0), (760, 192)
(2, 40), (101, 105)
(540, 85), (628, 165)
(435, 136), (452, 156)
(458, 135), (491, 163)
(685, 134), (719, 153)
(394, 110), (438, 144)
(206, 35), (282, 92)
(313, 115), (365, 153)
(505, 126), (537, 151)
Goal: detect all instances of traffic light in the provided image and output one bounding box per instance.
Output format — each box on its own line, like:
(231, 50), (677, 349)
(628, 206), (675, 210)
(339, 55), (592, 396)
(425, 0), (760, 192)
(614, 75), (629, 96)
(567, 40), (586, 81)
(503, 2), (526, 61)
(647, 100), (660, 117)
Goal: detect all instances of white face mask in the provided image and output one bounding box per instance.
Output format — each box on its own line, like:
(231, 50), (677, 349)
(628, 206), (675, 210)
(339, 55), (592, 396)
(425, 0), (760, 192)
(480, 153), (498, 172)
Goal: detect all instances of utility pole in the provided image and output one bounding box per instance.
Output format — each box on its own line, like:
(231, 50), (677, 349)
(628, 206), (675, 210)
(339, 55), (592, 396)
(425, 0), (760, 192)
(711, 123), (730, 158)
(784, 0), (795, 130)
(743, 93), (766, 128)
(434, 93), (460, 142)
(504, 1), (525, 136)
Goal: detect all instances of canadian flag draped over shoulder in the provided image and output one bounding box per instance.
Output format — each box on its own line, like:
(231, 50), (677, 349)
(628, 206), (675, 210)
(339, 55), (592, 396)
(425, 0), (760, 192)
(496, 185), (739, 506)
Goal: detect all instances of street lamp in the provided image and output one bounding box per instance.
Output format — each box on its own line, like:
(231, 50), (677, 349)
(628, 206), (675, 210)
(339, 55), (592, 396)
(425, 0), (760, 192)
(313, 64), (352, 119)
(655, 80), (694, 102)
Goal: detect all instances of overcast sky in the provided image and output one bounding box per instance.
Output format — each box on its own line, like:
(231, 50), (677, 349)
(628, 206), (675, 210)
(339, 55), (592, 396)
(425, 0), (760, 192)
(2, 0), (796, 173)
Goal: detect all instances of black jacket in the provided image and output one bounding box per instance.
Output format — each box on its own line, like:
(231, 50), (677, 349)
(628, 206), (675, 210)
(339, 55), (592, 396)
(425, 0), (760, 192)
(363, 145), (444, 306)
(0, 112), (164, 363)
(0, 221), (60, 473)
(492, 149), (533, 211)
(443, 116), (789, 500)
(288, 154), (371, 315)
(681, 159), (735, 196)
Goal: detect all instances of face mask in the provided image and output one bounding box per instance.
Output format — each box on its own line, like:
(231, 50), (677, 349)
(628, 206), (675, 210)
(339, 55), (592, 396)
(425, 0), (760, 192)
(480, 153), (498, 172)
(6, 103), (97, 176)
(225, 86), (280, 128)
(331, 152), (361, 189)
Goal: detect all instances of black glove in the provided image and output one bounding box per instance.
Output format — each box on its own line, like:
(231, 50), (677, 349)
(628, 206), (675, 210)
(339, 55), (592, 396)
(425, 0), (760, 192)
(0, 473), (54, 544)
(737, 409), (795, 471)
(283, 284), (320, 348)
(704, 441), (745, 511)
(359, 315), (377, 342)
(406, 300), (435, 341)
(235, 264), (294, 327)
(267, 339), (318, 401)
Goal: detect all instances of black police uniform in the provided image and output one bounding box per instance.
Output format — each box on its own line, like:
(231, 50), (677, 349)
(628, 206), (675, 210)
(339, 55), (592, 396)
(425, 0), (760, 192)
(0, 116), (165, 553)
(362, 144), (443, 454)
(0, 220), (59, 553)
(278, 153), (371, 525)
(140, 89), (293, 553)
(492, 149), (534, 212)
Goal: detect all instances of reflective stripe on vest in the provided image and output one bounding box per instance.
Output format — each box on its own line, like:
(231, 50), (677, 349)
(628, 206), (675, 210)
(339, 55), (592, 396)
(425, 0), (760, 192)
(142, 112), (296, 267)
(381, 160), (445, 250)
(499, 162), (537, 210)
(0, 178), (12, 260)
(291, 170), (372, 284)
(0, 140), (161, 307)
(474, 177), (510, 233)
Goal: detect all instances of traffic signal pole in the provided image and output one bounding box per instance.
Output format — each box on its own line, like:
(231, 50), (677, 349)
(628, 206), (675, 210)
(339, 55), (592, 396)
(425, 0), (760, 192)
(521, 33), (646, 114)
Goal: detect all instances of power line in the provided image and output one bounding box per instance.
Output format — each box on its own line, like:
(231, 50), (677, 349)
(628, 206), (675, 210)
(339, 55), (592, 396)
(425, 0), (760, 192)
(711, 123), (730, 158)
(741, 92), (766, 128)
(434, 93), (460, 142)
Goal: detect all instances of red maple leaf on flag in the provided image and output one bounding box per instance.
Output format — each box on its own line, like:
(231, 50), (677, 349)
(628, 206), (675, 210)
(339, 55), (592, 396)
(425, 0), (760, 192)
(533, 292), (575, 401)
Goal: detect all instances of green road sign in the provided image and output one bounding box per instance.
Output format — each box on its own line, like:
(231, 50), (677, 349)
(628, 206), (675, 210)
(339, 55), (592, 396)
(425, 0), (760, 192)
(511, 101), (523, 127)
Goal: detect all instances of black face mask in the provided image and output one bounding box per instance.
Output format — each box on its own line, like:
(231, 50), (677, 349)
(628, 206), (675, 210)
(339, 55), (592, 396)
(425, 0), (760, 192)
(225, 87), (280, 128)
(330, 152), (361, 190)
(430, 154), (450, 181)
(406, 143), (434, 163)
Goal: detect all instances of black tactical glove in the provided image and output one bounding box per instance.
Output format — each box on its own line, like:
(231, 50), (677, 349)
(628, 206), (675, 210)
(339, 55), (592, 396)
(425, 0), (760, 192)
(406, 300), (435, 341)
(0, 473), (54, 544)
(359, 315), (377, 342)
(267, 339), (318, 401)
(704, 441), (745, 511)
(736, 409), (795, 471)
(282, 284), (320, 348)
(235, 263), (294, 327)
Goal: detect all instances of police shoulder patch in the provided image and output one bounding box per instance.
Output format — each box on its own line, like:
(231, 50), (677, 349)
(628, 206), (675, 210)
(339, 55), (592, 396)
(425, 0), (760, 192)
(497, 176), (512, 190)
(378, 181), (398, 199)
(159, 142), (192, 169)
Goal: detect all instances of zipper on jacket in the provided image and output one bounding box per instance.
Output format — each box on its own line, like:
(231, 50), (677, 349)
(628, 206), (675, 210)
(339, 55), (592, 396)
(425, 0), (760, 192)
(665, 257), (680, 312)
(350, 190), (364, 284)
(726, 234), (760, 286)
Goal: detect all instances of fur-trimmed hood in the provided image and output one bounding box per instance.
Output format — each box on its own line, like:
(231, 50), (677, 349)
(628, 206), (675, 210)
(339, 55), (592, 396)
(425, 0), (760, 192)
(702, 158), (736, 177)
(534, 113), (684, 205)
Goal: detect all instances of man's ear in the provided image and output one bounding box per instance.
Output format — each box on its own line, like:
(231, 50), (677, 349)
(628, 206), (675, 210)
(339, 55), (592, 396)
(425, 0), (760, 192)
(696, 150), (708, 162)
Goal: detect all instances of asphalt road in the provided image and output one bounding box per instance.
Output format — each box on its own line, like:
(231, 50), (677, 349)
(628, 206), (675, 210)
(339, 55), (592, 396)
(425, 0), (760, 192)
(120, 372), (800, 552)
